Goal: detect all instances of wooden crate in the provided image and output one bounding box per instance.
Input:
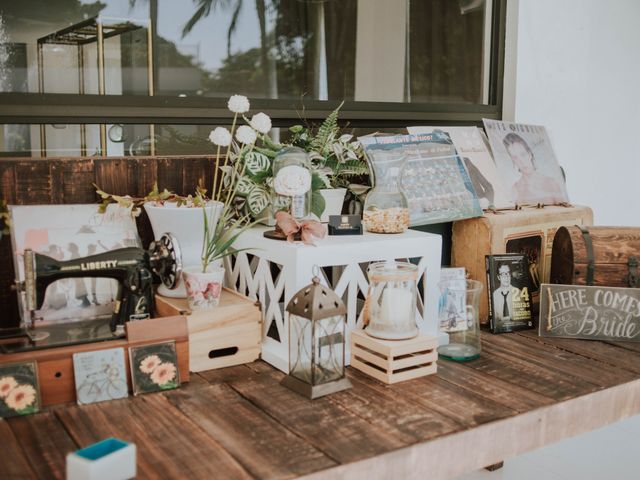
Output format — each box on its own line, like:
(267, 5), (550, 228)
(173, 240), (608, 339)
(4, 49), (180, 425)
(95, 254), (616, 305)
(155, 288), (262, 372)
(452, 205), (593, 324)
(0, 316), (189, 406)
(350, 329), (438, 384)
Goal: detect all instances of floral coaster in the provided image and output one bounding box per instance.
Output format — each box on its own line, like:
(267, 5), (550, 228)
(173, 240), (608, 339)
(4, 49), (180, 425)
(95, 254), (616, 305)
(129, 341), (180, 395)
(0, 361), (40, 417)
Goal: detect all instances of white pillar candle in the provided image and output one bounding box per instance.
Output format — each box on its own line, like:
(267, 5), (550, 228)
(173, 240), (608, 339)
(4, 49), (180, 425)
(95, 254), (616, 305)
(379, 287), (413, 326)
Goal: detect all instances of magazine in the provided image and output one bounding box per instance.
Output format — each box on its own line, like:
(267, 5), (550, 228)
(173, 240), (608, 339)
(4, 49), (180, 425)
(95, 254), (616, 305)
(359, 132), (482, 226)
(407, 126), (515, 210)
(482, 119), (569, 205)
(485, 253), (534, 334)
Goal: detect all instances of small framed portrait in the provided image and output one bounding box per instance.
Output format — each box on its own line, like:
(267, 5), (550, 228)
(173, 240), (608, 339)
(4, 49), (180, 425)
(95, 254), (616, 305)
(0, 361), (41, 418)
(129, 341), (180, 395)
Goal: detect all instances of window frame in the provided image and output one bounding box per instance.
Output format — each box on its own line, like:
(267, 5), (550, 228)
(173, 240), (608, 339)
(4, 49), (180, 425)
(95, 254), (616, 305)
(0, 0), (506, 130)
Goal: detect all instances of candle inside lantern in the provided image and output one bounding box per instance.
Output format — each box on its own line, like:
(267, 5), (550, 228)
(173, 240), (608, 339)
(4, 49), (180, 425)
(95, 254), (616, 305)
(379, 286), (414, 326)
(366, 261), (419, 340)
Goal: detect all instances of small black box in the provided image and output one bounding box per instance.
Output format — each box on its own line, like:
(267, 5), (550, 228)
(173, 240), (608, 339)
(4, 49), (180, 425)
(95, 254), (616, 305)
(328, 215), (363, 235)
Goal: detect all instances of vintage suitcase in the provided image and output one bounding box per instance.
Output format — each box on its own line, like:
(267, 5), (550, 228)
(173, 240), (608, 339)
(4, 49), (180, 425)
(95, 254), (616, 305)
(550, 226), (640, 287)
(452, 205), (593, 324)
(155, 288), (262, 372)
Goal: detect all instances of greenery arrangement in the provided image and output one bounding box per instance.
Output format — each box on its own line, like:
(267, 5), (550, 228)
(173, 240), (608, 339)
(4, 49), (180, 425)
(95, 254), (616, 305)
(230, 102), (370, 220)
(95, 98), (370, 271)
(288, 103), (369, 189)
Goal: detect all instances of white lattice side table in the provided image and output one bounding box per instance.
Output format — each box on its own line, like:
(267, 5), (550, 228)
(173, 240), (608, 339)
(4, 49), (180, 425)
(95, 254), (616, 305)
(225, 226), (442, 372)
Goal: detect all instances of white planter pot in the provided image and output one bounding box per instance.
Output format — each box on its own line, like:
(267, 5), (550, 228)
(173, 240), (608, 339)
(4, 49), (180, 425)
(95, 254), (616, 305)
(182, 265), (225, 310)
(145, 201), (223, 298)
(319, 188), (347, 223)
(66, 438), (136, 480)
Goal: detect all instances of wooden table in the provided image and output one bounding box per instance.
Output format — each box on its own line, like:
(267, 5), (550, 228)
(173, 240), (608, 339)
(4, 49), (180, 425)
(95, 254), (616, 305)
(2, 330), (640, 480)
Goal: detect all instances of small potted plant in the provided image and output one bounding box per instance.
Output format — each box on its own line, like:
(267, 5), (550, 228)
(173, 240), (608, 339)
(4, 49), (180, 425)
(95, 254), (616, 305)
(287, 103), (369, 222)
(96, 95), (267, 298)
(181, 95), (266, 310)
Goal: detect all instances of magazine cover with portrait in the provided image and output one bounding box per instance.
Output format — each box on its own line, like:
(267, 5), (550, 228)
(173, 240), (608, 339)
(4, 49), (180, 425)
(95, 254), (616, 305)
(485, 253), (534, 334)
(483, 119), (569, 206)
(9, 204), (140, 326)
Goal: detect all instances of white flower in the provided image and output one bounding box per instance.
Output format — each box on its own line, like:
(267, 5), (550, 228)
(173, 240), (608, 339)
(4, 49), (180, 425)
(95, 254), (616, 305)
(249, 112), (272, 134)
(208, 127), (232, 147)
(273, 165), (312, 196)
(227, 95), (250, 114)
(235, 125), (257, 145)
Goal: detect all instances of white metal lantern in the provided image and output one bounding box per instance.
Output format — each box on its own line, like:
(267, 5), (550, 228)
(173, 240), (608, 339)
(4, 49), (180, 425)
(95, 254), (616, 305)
(281, 275), (352, 399)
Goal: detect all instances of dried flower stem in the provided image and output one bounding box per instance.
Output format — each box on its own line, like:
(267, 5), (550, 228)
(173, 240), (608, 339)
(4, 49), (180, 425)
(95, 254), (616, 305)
(212, 143), (222, 200)
(215, 113), (238, 201)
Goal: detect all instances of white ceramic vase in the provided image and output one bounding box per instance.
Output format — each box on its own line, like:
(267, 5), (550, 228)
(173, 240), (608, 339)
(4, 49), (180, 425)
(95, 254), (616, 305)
(144, 200), (223, 298)
(182, 265), (225, 310)
(319, 188), (347, 222)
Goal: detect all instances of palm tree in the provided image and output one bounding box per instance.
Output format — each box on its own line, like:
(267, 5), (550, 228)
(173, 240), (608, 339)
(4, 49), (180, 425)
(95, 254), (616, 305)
(182, 0), (276, 99)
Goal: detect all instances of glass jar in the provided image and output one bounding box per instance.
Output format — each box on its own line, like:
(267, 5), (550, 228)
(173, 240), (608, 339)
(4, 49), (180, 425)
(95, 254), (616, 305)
(363, 149), (410, 233)
(272, 146), (312, 219)
(365, 261), (418, 339)
(437, 279), (483, 361)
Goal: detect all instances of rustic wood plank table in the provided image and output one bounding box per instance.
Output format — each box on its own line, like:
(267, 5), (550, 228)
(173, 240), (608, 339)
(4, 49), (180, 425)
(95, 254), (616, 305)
(2, 331), (639, 480)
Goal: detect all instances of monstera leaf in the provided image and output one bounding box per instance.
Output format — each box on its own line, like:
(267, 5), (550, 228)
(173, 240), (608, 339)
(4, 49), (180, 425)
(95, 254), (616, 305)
(244, 151), (271, 180)
(247, 187), (271, 216)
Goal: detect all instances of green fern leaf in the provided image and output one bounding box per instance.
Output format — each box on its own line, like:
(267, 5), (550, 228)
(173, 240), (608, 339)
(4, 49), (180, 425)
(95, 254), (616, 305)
(310, 101), (344, 153)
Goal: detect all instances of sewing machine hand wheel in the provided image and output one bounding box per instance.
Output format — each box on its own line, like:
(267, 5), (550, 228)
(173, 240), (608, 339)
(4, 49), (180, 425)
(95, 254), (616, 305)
(149, 233), (182, 289)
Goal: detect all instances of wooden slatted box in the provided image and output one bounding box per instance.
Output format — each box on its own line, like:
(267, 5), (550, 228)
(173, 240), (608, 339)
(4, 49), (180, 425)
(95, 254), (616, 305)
(155, 288), (262, 372)
(350, 329), (438, 384)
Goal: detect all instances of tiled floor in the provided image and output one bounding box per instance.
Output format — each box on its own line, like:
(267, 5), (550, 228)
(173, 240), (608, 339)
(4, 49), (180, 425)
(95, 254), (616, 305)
(458, 414), (640, 480)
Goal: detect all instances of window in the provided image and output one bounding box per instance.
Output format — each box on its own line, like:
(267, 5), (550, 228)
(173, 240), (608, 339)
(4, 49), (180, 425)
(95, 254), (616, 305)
(0, 0), (506, 157)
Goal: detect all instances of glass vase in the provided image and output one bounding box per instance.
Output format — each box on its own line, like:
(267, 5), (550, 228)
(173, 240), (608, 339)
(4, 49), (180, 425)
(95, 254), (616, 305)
(363, 149), (410, 233)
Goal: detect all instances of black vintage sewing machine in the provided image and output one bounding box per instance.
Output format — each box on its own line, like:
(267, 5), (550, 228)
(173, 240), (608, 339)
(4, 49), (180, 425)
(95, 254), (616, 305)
(1, 233), (182, 353)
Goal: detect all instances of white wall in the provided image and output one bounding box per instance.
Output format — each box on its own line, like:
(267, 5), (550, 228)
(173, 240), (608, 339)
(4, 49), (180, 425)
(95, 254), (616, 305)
(505, 0), (640, 226)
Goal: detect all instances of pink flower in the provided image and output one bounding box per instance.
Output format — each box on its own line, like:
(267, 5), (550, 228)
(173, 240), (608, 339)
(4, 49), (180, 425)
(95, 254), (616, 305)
(150, 362), (177, 386)
(5, 384), (36, 411)
(205, 282), (222, 299)
(139, 355), (161, 374)
(0, 376), (18, 398)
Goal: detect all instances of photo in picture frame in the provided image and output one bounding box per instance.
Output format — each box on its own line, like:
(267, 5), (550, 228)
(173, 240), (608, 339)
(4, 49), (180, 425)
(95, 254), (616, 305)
(0, 361), (41, 418)
(129, 341), (180, 395)
(9, 203), (140, 326)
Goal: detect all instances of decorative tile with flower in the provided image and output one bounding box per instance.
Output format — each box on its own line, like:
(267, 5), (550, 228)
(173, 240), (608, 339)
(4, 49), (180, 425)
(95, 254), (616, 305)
(129, 341), (180, 395)
(0, 361), (40, 418)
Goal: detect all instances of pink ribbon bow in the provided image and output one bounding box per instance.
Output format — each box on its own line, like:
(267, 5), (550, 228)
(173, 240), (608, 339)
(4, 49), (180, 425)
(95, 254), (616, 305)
(275, 211), (326, 245)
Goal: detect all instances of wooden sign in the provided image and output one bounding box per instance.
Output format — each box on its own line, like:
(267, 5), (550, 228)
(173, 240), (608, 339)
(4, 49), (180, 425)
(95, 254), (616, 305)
(539, 283), (640, 342)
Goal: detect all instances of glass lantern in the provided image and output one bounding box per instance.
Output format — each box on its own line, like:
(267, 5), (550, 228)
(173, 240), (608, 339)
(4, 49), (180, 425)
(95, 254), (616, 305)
(365, 261), (419, 339)
(281, 275), (352, 399)
(272, 146), (312, 219)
